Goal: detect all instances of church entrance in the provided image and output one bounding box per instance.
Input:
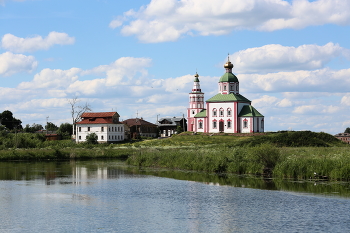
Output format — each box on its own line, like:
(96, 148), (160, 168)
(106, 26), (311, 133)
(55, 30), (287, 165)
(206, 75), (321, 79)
(219, 121), (224, 132)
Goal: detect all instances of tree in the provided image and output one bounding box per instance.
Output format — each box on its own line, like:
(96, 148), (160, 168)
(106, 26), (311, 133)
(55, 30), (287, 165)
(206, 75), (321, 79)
(45, 122), (58, 132)
(85, 132), (98, 144)
(68, 96), (92, 135)
(345, 128), (350, 134)
(58, 123), (73, 135)
(0, 110), (22, 130)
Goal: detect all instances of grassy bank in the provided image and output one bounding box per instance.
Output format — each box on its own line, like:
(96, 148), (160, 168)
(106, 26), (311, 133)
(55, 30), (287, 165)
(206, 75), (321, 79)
(1, 131), (349, 180)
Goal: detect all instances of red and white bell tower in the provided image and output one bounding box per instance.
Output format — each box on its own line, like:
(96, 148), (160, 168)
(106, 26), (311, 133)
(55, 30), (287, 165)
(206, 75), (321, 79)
(187, 72), (204, 132)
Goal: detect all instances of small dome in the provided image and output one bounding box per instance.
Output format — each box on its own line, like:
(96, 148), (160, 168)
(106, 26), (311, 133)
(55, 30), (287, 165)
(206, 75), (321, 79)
(224, 61), (233, 69)
(219, 73), (238, 82)
(194, 72), (199, 82)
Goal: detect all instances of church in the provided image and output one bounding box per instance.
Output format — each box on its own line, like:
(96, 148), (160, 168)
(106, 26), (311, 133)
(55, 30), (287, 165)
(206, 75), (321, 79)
(187, 57), (264, 133)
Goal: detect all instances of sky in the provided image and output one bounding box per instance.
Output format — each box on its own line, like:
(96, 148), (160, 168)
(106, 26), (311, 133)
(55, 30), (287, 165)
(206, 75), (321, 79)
(1, 0), (350, 134)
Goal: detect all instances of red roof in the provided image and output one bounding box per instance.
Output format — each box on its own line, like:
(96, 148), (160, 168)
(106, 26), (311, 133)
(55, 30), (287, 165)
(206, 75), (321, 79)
(76, 118), (114, 124)
(81, 112), (118, 118)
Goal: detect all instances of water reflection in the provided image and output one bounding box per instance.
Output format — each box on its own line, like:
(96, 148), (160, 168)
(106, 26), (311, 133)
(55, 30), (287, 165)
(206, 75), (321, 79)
(1, 160), (350, 197)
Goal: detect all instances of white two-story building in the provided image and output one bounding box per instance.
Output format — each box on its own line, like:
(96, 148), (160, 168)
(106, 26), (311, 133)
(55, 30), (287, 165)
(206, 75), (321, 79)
(75, 112), (124, 143)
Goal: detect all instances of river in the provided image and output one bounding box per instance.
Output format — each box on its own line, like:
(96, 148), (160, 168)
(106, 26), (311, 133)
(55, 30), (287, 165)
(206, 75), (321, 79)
(1, 160), (350, 232)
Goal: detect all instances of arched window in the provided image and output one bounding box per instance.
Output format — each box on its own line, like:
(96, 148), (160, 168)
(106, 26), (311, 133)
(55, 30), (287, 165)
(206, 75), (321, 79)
(227, 120), (232, 128)
(243, 119), (248, 128)
(199, 121), (203, 129)
(213, 120), (217, 129)
(227, 108), (232, 117)
(261, 119), (264, 129)
(224, 85), (226, 91)
(219, 108), (224, 117)
(213, 108), (217, 117)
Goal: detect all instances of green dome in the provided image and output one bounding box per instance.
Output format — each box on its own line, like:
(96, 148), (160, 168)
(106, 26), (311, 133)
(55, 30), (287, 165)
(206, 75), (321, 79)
(219, 73), (238, 82)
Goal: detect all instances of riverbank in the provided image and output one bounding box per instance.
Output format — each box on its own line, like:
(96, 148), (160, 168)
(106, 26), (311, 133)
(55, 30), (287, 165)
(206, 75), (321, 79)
(1, 131), (349, 180)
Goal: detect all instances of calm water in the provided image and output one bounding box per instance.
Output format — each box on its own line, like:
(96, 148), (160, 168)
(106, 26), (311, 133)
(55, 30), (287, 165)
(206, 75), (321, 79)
(1, 161), (350, 233)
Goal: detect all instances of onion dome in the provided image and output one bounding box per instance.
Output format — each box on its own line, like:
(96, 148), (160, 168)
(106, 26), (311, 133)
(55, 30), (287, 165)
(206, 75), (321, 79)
(219, 54), (238, 82)
(194, 72), (199, 82)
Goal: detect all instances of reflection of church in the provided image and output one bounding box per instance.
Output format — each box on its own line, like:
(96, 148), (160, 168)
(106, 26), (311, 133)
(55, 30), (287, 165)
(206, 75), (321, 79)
(187, 57), (264, 133)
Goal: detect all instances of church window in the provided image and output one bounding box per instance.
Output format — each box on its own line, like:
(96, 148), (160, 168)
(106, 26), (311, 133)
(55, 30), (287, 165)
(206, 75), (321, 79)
(227, 108), (232, 117)
(243, 119), (248, 128)
(227, 121), (231, 128)
(261, 119), (264, 129)
(213, 109), (217, 117)
(236, 85), (239, 91)
(213, 121), (217, 129)
(219, 108), (224, 117)
(230, 85), (233, 91)
(199, 121), (203, 129)
(192, 110), (195, 114)
(224, 85), (226, 91)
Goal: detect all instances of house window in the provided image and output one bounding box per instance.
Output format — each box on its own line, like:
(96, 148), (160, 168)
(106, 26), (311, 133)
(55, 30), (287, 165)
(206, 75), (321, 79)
(87, 127), (90, 131)
(109, 127), (110, 132)
(79, 127), (81, 132)
(213, 121), (217, 129)
(79, 136), (81, 140)
(109, 135), (110, 140)
(101, 127), (104, 132)
(213, 109), (217, 117)
(199, 121), (203, 129)
(227, 121), (231, 128)
(101, 135), (104, 140)
(121, 136), (123, 140)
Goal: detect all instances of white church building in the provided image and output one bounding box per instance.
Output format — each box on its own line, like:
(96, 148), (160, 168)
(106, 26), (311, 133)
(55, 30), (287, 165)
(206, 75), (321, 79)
(187, 57), (264, 133)
(75, 112), (124, 143)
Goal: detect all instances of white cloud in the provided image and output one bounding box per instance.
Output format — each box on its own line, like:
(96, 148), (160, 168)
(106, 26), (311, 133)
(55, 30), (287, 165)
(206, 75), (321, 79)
(1, 32), (75, 53)
(230, 43), (345, 73)
(0, 52), (37, 76)
(292, 104), (341, 114)
(18, 68), (81, 89)
(240, 68), (350, 93)
(112, 0), (350, 43)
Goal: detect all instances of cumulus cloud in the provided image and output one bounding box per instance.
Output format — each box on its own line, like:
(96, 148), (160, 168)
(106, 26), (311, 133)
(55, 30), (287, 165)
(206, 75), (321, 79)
(230, 43), (346, 73)
(0, 52), (37, 76)
(2, 32), (75, 53)
(18, 68), (81, 89)
(239, 68), (350, 93)
(84, 57), (152, 86)
(111, 0), (350, 43)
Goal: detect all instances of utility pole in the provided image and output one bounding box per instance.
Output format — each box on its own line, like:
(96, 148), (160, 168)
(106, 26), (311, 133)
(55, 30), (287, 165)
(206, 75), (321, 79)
(46, 116), (49, 135)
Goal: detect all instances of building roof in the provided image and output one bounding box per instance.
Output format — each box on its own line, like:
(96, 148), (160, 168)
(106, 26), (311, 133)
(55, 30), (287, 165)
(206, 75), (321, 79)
(335, 133), (350, 137)
(206, 93), (251, 103)
(219, 73), (239, 82)
(194, 109), (207, 118)
(81, 112), (119, 118)
(122, 118), (157, 127)
(76, 118), (114, 124)
(157, 117), (186, 126)
(238, 105), (264, 117)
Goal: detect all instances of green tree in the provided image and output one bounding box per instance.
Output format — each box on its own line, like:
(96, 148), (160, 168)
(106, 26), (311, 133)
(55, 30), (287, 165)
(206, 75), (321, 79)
(45, 122), (58, 132)
(0, 110), (22, 130)
(176, 125), (183, 134)
(85, 132), (98, 144)
(57, 123), (73, 139)
(345, 127), (350, 134)
(23, 123), (43, 133)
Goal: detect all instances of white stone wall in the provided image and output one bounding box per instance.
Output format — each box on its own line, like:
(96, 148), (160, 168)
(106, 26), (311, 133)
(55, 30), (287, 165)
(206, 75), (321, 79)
(76, 124), (124, 143)
(207, 102), (236, 133)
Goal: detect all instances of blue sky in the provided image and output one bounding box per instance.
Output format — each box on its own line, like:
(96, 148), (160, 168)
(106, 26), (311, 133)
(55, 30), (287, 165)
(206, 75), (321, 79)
(1, 0), (350, 134)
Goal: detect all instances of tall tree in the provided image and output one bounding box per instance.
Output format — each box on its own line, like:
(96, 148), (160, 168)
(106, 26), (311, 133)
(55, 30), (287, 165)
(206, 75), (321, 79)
(67, 96), (92, 135)
(45, 122), (59, 132)
(345, 127), (350, 134)
(0, 110), (22, 130)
